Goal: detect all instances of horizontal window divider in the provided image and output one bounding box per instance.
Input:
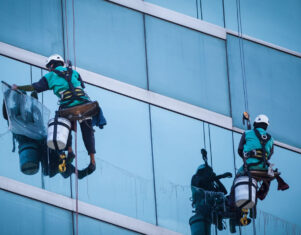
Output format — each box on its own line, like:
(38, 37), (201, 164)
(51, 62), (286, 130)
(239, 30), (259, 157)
(105, 0), (301, 58)
(226, 30), (301, 58)
(79, 67), (233, 129)
(0, 176), (181, 235)
(0, 41), (300, 154)
(104, 0), (226, 39)
(0, 42), (46, 68)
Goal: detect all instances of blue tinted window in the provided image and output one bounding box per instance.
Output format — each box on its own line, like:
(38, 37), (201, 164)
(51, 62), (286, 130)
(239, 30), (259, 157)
(0, 0), (63, 56)
(146, 16), (230, 116)
(73, 85), (156, 224)
(78, 214), (141, 235)
(224, 0), (301, 52)
(67, 0), (147, 88)
(0, 190), (73, 235)
(150, 106), (205, 234)
(227, 35), (301, 148)
(201, 0), (224, 27)
(258, 147), (301, 227)
(145, 0), (197, 18)
(255, 209), (301, 235)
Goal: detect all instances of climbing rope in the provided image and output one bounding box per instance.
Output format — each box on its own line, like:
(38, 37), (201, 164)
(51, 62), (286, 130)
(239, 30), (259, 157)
(208, 124), (213, 167)
(235, 0), (249, 114)
(70, 1), (79, 234)
(63, 0), (78, 234)
(64, 0), (70, 63)
(202, 122), (207, 150)
(235, 2), (257, 234)
(72, 0), (77, 69)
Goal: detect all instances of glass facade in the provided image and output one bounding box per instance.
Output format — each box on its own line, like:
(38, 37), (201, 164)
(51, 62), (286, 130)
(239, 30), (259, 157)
(227, 35), (301, 148)
(0, 190), (73, 235)
(0, 0), (300, 234)
(145, 16), (230, 116)
(0, 0), (63, 56)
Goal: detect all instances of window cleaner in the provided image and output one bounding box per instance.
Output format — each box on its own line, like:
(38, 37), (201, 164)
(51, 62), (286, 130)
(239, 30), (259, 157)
(237, 113), (289, 198)
(228, 113), (289, 232)
(12, 54), (106, 178)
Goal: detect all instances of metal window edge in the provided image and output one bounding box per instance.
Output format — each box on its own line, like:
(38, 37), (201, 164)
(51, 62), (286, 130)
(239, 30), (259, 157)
(0, 176), (181, 235)
(226, 30), (301, 58)
(105, 0), (301, 58)
(105, 0), (226, 39)
(0, 42), (300, 154)
(0, 41), (232, 129)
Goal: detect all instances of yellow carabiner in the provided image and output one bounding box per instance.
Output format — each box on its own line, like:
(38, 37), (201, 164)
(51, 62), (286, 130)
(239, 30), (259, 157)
(59, 160), (66, 173)
(240, 208), (249, 226)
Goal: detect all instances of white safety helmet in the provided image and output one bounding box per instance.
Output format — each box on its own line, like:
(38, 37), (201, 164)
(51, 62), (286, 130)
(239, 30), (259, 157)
(254, 114), (269, 126)
(45, 54), (64, 68)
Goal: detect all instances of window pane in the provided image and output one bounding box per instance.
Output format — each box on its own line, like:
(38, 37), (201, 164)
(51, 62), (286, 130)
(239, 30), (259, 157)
(227, 35), (301, 148)
(224, 0), (301, 53)
(0, 190), (73, 235)
(73, 85), (156, 224)
(201, 0), (225, 27)
(145, 0), (198, 18)
(67, 0), (147, 88)
(258, 147), (301, 227)
(0, 0), (63, 56)
(150, 105), (205, 234)
(78, 214), (141, 235)
(146, 16), (230, 116)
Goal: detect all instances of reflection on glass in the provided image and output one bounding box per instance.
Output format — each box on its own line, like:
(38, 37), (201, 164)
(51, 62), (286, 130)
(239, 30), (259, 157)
(190, 148), (232, 234)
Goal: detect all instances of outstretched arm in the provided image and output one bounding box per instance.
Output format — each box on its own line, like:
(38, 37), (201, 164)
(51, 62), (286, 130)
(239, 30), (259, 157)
(12, 84), (35, 91)
(12, 77), (49, 93)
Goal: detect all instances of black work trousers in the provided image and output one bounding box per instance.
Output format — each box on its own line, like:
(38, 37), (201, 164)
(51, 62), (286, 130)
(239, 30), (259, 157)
(66, 119), (96, 154)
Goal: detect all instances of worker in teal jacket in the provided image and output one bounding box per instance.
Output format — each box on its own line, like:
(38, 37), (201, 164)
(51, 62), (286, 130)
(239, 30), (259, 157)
(237, 114), (273, 174)
(237, 114), (288, 199)
(12, 54), (106, 177)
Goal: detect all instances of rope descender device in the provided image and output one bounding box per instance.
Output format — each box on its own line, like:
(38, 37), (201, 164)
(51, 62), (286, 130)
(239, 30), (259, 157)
(243, 112), (251, 130)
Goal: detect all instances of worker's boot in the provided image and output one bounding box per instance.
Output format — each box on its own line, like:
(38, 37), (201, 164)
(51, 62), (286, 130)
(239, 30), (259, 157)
(78, 162), (96, 180)
(276, 176), (289, 191)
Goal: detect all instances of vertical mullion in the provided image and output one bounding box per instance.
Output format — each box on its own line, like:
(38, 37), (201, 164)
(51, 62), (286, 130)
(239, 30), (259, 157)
(143, 13), (158, 225)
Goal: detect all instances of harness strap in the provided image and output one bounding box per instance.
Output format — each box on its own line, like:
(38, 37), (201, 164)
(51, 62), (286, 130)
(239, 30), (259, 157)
(53, 68), (87, 108)
(53, 112), (59, 151)
(254, 129), (271, 168)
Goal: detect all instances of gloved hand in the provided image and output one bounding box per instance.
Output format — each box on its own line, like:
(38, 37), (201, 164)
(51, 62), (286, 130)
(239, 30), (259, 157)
(31, 91), (38, 99)
(11, 84), (18, 90)
(221, 172), (232, 178)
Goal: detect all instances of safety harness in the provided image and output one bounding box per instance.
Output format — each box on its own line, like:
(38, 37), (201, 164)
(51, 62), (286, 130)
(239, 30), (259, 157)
(234, 129), (272, 209)
(243, 129), (271, 171)
(53, 68), (87, 108)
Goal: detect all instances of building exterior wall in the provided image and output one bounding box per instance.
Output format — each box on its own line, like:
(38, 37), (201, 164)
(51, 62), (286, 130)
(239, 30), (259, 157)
(0, 0), (300, 234)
